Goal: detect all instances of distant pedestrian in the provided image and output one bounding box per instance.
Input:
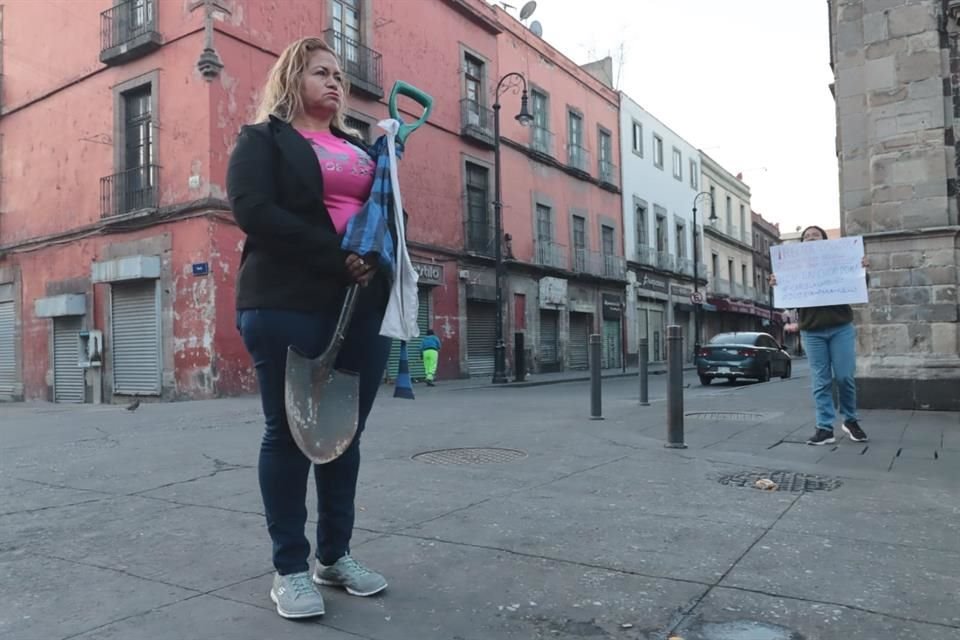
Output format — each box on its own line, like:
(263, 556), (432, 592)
(420, 329), (441, 386)
(770, 225), (869, 446)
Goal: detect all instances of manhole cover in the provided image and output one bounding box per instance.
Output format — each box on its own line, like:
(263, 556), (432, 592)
(717, 470), (842, 493)
(683, 620), (804, 640)
(686, 411), (768, 422)
(412, 447), (527, 465)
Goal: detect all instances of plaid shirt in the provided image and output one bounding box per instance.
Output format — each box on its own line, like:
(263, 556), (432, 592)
(340, 135), (404, 278)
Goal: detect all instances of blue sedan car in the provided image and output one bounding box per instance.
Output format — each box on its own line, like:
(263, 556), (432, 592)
(696, 331), (792, 385)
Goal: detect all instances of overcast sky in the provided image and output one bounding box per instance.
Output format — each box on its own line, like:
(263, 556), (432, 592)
(494, 0), (840, 234)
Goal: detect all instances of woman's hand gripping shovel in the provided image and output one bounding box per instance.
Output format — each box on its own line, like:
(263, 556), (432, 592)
(283, 81), (434, 464)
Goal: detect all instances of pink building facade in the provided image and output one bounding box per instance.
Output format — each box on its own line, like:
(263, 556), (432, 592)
(0, 0), (623, 403)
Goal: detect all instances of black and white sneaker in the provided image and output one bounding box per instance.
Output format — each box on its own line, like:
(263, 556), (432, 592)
(807, 428), (836, 446)
(842, 420), (868, 442)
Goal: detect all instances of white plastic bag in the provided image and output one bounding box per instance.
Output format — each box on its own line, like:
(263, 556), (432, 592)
(377, 119), (420, 342)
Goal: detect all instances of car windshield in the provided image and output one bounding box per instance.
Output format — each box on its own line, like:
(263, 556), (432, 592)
(709, 334), (757, 346)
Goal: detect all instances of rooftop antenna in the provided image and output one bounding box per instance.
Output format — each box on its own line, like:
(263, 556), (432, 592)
(499, 2), (516, 10)
(530, 20), (543, 37)
(519, 1), (537, 20)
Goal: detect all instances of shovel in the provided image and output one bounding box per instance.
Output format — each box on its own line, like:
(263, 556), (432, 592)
(284, 284), (361, 464)
(283, 81), (434, 464)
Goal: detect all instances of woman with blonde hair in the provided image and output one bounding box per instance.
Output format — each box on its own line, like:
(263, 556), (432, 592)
(227, 37), (390, 619)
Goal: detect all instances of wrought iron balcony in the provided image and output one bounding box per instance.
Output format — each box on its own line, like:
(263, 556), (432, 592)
(712, 278), (731, 296)
(567, 144), (590, 174)
(460, 99), (495, 147)
(598, 159), (619, 188)
(323, 29), (383, 98)
(572, 250), (626, 279)
(465, 218), (495, 257)
(530, 125), (554, 156)
(636, 245), (657, 267)
(101, 165), (160, 218)
(656, 251), (675, 273)
(676, 258), (695, 277)
(100, 0), (161, 65)
(535, 240), (568, 269)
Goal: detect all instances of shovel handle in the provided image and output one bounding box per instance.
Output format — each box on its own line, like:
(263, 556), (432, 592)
(331, 285), (361, 352)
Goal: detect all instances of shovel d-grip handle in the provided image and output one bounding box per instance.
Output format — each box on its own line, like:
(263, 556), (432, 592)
(389, 81), (434, 144)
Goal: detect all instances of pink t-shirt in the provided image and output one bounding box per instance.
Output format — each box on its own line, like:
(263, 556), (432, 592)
(299, 130), (375, 233)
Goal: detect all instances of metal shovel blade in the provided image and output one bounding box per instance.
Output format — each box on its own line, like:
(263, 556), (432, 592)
(284, 286), (361, 464)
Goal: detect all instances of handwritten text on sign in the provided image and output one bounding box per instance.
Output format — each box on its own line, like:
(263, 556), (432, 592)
(771, 237), (867, 308)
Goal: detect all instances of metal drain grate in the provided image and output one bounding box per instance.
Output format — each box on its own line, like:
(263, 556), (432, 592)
(686, 411), (768, 422)
(718, 470), (842, 493)
(412, 447), (527, 465)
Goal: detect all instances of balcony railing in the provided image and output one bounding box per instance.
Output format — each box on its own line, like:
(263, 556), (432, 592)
(656, 251), (675, 273)
(600, 253), (627, 280)
(100, 0), (161, 65)
(636, 245), (657, 267)
(324, 29), (383, 97)
(712, 278), (731, 296)
(676, 257), (694, 277)
(535, 240), (568, 269)
(460, 99), (495, 147)
(598, 159), (618, 187)
(465, 218), (495, 257)
(567, 144), (590, 173)
(530, 125), (554, 156)
(571, 249), (626, 279)
(101, 165), (160, 218)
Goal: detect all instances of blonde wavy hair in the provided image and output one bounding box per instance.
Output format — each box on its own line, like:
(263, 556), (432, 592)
(254, 36), (356, 134)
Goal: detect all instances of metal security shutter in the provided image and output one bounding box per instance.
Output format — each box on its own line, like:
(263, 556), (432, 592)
(53, 316), (84, 403)
(538, 310), (559, 365)
(568, 313), (591, 370)
(466, 302), (496, 377)
(602, 319), (621, 369)
(387, 287), (431, 381)
(111, 281), (160, 395)
(0, 301), (15, 395)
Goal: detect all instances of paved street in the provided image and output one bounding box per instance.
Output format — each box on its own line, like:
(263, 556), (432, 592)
(2, 363), (959, 640)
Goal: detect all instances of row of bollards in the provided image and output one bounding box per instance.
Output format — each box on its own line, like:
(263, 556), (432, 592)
(588, 326), (685, 448)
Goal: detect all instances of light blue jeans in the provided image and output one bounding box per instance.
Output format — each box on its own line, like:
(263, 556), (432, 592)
(800, 322), (858, 431)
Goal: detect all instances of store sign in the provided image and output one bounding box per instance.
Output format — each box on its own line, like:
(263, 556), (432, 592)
(635, 272), (668, 293)
(412, 261), (444, 285)
(602, 294), (622, 320)
(540, 277), (568, 306)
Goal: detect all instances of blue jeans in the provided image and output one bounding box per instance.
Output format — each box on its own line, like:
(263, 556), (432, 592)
(239, 307), (391, 574)
(800, 322), (858, 431)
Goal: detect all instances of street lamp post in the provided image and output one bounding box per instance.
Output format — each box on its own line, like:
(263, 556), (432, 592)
(691, 191), (717, 354)
(492, 72), (534, 384)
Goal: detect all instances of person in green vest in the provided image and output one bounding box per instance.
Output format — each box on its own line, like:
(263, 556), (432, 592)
(420, 329), (441, 386)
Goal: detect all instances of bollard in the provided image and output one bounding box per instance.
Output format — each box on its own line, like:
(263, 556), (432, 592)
(638, 337), (650, 406)
(665, 325), (687, 448)
(589, 333), (603, 420)
(514, 332), (526, 382)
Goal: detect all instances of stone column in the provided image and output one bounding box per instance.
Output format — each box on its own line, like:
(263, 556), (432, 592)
(831, 0), (960, 410)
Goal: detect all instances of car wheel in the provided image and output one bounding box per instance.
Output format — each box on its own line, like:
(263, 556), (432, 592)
(760, 364), (771, 383)
(699, 375), (711, 386)
(781, 362), (792, 379)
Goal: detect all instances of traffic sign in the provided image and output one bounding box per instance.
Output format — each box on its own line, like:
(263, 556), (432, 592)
(690, 292), (705, 304)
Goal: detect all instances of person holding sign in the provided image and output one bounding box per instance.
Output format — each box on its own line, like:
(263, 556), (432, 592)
(769, 226), (869, 446)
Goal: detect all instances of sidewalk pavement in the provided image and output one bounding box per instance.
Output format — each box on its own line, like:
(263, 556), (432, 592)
(1, 370), (958, 640)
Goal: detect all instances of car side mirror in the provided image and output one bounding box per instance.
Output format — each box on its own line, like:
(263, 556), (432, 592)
(780, 343), (787, 351)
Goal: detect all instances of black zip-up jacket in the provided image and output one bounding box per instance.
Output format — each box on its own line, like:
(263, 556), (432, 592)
(226, 116), (390, 313)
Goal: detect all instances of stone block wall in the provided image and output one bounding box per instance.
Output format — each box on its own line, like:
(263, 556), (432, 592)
(831, 0), (960, 410)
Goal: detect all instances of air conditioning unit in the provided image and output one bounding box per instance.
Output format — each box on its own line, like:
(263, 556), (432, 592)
(458, 269), (470, 280)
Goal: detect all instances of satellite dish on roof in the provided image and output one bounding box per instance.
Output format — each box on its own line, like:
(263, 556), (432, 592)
(530, 20), (543, 37)
(519, 0), (537, 20)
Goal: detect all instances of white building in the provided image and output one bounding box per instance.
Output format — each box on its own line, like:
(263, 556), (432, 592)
(699, 152), (764, 339)
(619, 93), (705, 363)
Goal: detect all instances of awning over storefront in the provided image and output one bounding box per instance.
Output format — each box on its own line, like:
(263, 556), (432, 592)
(706, 296), (786, 321)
